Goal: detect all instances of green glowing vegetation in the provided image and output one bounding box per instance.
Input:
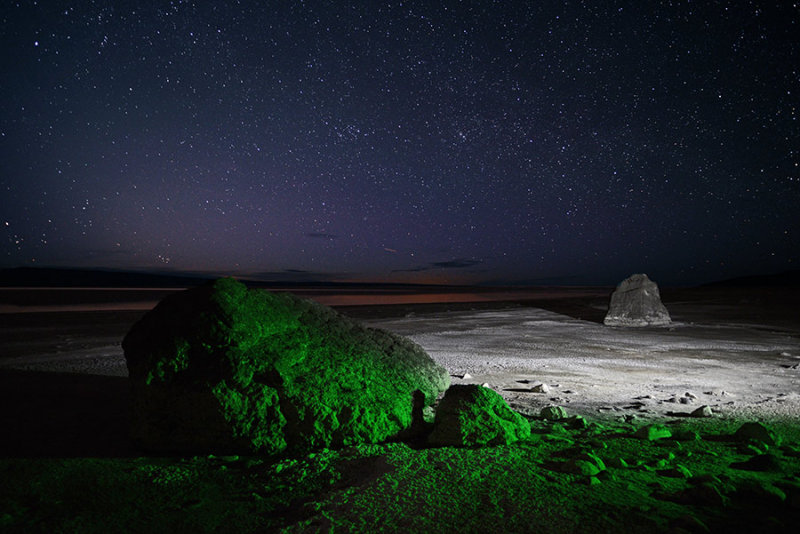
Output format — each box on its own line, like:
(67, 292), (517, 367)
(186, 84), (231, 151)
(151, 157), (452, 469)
(122, 278), (450, 454)
(2, 418), (799, 532)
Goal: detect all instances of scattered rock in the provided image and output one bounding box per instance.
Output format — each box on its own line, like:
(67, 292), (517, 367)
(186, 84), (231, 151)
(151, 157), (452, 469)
(659, 464), (693, 478)
(606, 457), (629, 469)
(481, 382), (491, 388)
(567, 459), (602, 477)
(565, 415), (588, 429)
(730, 453), (783, 472)
(690, 405), (714, 418)
(123, 278), (450, 454)
(672, 428), (702, 441)
(634, 424), (672, 441)
(733, 422), (781, 446)
(774, 480), (800, 510)
(676, 483), (728, 508)
(540, 405), (568, 420)
(428, 384), (531, 447)
(732, 479), (786, 506)
(603, 273), (672, 327)
(461, 373), (473, 380)
(531, 383), (550, 393)
(780, 443), (800, 458)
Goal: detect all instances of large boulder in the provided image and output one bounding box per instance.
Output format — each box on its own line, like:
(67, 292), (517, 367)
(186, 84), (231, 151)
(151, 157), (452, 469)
(604, 273), (671, 327)
(122, 278), (450, 455)
(428, 384), (530, 447)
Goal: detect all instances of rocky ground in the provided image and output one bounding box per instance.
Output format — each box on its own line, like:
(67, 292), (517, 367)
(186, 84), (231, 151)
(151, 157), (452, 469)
(1, 286), (799, 532)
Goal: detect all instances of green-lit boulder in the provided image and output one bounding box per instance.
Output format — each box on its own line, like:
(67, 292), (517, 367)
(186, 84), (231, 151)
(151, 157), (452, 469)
(428, 384), (531, 447)
(122, 278), (450, 454)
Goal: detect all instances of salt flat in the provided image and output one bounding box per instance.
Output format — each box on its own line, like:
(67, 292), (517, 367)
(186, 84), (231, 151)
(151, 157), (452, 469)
(361, 307), (800, 421)
(3, 300), (799, 423)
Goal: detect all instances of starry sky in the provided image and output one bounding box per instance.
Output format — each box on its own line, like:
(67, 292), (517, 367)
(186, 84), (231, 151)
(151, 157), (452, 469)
(2, 1), (798, 286)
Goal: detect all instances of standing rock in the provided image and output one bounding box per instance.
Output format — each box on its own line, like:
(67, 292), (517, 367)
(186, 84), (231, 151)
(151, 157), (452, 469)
(122, 278), (450, 455)
(604, 274), (672, 327)
(428, 384), (531, 447)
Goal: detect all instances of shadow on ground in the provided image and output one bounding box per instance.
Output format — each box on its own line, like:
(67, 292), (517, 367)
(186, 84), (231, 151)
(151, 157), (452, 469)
(0, 369), (135, 457)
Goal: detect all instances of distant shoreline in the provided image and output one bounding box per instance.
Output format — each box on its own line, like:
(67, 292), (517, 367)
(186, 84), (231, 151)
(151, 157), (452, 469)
(0, 286), (612, 315)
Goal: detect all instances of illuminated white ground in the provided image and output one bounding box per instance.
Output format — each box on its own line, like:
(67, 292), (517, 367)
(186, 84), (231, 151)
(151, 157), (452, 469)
(366, 308), (800, 421)
(2, 305), (799, 422)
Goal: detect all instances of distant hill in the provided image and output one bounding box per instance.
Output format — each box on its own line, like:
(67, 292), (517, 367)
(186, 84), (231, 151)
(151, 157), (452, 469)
(0, 267), (215, 288)
(0, 267), (469, 291)
(701, 270), (800, 288)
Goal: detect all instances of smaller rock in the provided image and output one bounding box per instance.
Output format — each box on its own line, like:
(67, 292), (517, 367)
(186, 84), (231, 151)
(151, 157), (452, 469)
(733, 422), (781, 446)
(428, 384), (531, 447)
(568, 459), (602, 477)
(690, 405), (714, 418)
(730, 453), (783, 472)
(531, 383), (550, 393)
(606, 457), (629, 469)
(566, 415), (588, 429)
(462, 373), (473, 380)
(481, 382), (491, 388)
(540, 405), (568, 420)
(672, 428), (702, 441)
(733, 480), (786, 506)
(634, 424), (672, 441)
(677, 483), (728, 508)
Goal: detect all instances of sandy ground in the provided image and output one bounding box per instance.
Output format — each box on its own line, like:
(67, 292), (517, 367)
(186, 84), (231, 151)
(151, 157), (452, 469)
(1, 290), (799, 431)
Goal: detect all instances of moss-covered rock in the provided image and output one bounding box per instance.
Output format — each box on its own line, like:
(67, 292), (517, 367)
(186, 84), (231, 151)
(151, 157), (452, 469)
(428, 384), (530, 447)
(122, 278), (450, 454)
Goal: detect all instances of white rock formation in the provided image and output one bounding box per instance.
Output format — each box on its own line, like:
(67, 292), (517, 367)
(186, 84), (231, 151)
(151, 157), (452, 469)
(604, 273), (671, 327)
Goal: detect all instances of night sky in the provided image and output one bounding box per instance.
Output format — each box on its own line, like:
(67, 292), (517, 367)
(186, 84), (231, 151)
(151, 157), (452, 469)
(2, 1), (798, 286)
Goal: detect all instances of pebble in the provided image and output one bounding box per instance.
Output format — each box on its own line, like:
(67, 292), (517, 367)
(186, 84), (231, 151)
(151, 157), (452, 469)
(690, 405), (714, 418)
(541, 405), (568, 420)
(634, 424), (672, 441)
(531, 383), (550, 393)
